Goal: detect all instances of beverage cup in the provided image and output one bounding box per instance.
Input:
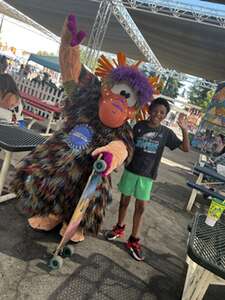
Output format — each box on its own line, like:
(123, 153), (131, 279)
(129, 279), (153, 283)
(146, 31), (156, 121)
(205, 198), (225, 226)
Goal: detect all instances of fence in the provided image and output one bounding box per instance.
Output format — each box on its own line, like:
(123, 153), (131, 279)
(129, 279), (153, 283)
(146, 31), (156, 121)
(11, 73), (65, 133)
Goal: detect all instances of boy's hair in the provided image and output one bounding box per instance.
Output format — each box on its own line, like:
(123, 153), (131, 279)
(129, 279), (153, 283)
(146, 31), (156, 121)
(149, 97), (171, 114)
(0, 74), (20, 99)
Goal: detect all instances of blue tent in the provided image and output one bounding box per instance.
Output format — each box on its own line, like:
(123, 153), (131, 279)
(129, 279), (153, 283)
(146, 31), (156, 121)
(28, 54), (60, 73)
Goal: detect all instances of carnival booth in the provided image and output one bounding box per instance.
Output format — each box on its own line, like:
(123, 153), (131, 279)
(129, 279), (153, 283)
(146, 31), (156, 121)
(192, 82), (225, 151)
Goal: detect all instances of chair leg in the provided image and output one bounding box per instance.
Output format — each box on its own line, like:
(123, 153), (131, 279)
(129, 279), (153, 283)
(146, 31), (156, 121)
(182, 259), (197, 294)
(27, 119), (36, 129)
(0, 151), (12, 195)
(186, 173), (203, 212)
(181, 261), (212, 300)
(46, 113), (54, 134)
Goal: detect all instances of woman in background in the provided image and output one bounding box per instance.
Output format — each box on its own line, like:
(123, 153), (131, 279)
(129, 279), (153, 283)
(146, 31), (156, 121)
(0, 55), (8, 74)
(0, 73), (23, 123)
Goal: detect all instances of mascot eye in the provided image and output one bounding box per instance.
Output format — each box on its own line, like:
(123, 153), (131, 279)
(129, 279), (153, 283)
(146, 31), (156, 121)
(120, 90), (130, 99)
(111, 83), (137, 107)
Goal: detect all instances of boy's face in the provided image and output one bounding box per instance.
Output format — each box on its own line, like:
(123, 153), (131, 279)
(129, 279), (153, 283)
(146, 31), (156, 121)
(149, 104), (167, 126)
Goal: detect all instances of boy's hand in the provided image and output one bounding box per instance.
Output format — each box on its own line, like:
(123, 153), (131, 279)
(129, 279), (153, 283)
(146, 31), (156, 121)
(178, 116), (190, 152)
(177, 116), (188, 131)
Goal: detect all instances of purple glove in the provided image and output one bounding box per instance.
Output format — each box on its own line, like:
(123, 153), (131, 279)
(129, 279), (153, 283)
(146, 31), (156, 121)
(67, 14), (86, 47)
(101, 152), (113, 177)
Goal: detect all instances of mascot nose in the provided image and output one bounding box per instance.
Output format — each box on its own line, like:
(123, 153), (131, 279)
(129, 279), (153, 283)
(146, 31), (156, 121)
(112, 102), (124, 112)
(118, 97), (127, 104)
(112, 96), (127, 112)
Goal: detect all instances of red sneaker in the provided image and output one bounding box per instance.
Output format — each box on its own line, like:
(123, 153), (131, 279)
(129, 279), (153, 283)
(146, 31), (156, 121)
(105, 224), (125, 240)
(126, 236), (144, 261)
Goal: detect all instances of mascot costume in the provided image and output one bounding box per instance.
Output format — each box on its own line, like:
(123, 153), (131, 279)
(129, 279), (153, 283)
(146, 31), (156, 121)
(13, 15), (154, 242)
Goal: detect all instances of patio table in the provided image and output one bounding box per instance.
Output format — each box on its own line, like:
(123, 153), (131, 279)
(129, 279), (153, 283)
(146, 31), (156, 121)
(186, 181), (225, 201)
(0, 123), (46, 203)
(186, 165), (225, 211)
(181, 214), (225, 300)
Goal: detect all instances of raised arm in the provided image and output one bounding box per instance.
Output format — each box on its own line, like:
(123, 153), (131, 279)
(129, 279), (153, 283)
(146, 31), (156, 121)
(59, 15), (86, 93)
(177, 117), (190, 152)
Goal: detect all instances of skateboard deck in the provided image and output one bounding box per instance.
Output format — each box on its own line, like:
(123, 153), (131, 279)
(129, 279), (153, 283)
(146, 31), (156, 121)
(49, 157), (106, 268)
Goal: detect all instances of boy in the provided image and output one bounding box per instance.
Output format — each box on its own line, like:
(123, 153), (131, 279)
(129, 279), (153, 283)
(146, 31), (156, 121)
(106, 97), (190, 261)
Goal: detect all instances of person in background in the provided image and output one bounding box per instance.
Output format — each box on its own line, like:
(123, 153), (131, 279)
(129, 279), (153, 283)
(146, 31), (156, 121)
(31, 73), (42, 85)
(0, 73), (23, 123)
(207, 134), (225, 171)
(24, 64), (31, 78)
(19, 64), (25, 76)
(212, 134), (225, 157)
(0, 55), (8, 74)
(202, 129), (214, 153)
(106, 97), (190, 261)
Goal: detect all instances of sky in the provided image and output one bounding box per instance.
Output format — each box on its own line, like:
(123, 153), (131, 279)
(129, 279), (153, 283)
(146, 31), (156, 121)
(0, 15), (59, 55)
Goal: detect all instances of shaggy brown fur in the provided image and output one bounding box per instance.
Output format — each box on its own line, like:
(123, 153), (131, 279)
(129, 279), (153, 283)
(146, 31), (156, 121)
(13, 76), (133, 234)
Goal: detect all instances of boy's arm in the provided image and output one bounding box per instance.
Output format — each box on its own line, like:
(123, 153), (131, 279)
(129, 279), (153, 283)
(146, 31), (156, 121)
(177, 117), (190, 152)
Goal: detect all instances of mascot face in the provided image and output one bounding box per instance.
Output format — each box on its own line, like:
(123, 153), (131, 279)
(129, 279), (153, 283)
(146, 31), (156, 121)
(99, 83), (137, 128)
(95, 53), (154, 128)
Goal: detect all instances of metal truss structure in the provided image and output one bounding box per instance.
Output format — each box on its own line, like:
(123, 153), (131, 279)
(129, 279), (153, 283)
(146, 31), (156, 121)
(1, 0), (220, 89)
(87, 0), (219, 88)
(84, 0), (112, 69)
(160, 69), (217, 89)
(0, 1), (60, 43)
(85, 0), (162, 71)
(110, 0), (162, 71)
(123, 0), (225, 29)
(197, 80), (217, 89)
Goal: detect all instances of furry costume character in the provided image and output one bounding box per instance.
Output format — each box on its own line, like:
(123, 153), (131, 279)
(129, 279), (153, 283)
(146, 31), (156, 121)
(13, 15), (153, 240)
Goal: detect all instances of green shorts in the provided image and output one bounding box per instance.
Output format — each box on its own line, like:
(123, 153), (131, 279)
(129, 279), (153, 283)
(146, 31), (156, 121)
(118, 169), (153, 201)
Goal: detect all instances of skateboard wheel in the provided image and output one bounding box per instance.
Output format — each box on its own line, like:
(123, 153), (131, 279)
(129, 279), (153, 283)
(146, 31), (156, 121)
(94, 159), (107, 173)
(48, 255), (63, 270)
(62, 245), (74, 257)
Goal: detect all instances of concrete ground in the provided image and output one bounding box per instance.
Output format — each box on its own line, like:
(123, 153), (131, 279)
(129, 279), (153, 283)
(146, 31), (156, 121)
(0, 146), (224, 300)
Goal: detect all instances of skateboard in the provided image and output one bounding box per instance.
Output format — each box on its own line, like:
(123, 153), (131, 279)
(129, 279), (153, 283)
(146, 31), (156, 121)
(48, 156), (107, 269)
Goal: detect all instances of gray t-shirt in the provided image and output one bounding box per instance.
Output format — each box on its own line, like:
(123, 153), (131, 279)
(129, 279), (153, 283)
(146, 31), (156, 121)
(126, 120), (182, 179)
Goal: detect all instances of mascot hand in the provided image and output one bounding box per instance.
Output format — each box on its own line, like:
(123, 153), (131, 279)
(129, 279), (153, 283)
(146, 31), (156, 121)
(60, 14), (86, 84)
(68, 14), (86, 46)
(92, 141), (128, 176)
(61, 14), (86, 47)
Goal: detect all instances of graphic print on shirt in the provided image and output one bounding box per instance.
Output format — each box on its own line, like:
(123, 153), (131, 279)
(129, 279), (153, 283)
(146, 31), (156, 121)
(135, 131), (162, 154)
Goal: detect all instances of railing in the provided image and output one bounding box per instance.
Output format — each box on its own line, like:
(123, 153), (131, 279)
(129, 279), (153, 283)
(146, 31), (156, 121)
(11, 73), (65, 133)
(11, 73), (65, 105)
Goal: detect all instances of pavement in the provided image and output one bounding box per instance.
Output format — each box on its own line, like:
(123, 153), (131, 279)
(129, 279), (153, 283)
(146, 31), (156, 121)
(0, 145), (224, 300)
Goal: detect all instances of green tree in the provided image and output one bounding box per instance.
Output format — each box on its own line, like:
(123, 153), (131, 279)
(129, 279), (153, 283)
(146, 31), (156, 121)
(162, 77), (183, 98)
(140, 63), (155, 77)
(36, 50), (56, 56)
(79, 46), (98, 70)
(188, 80), (214, 110)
